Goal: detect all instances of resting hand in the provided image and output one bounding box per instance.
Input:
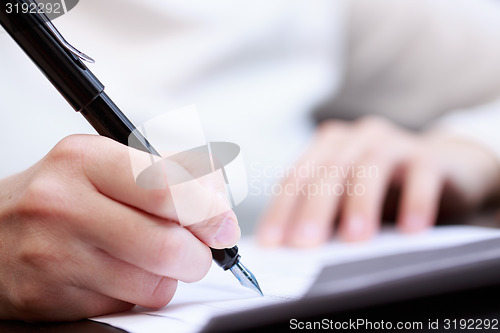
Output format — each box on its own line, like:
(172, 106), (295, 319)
(0, 135), (240, 321)
(257, 117), (500, 247)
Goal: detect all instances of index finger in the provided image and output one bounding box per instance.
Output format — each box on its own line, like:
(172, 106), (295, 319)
(80, 135), (240, 248)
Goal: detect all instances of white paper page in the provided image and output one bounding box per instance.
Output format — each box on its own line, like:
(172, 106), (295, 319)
(92, 225), (500, 333)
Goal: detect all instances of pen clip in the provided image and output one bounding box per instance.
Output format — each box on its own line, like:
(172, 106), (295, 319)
(30, 0), (95, 63)
(44, 17), (95, 64)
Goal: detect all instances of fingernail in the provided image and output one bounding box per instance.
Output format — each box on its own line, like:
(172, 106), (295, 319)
(344, 216), (365, 240)
(214, 218), (240, 246)
(292, 223), (323, 247)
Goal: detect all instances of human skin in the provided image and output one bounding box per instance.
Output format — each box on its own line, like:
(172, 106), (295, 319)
(257, 116), (500, 247)
(0, 135), (240, 321)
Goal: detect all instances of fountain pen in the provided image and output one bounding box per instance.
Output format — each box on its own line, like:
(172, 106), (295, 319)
(0, 0), (262, 296)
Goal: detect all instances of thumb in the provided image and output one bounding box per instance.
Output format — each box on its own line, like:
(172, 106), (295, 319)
(170, 170), (241, 248)
(186, 208), (241, 249)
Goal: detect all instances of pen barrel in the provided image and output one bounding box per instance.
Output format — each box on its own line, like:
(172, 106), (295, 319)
(81, 92), (160, 155)
(0, 0), (104, 111)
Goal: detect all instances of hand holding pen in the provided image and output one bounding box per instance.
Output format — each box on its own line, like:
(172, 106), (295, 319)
(0, 0), (260, 321)
(0, 135), (241, 321)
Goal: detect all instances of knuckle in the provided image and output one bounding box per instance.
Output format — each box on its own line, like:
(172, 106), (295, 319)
(356, 116), (393, 134)
(16, 176), (66, 219)
(363, 145), (389, 162)
(18, 235), (61, 271)
(410, 151), (427, 166)
(317, 120), (346, 134)
(291, 158), (329, 182)
(316, 121), (349, 143)
(48, 135), (88, 165)
(409, 146), (440, 171)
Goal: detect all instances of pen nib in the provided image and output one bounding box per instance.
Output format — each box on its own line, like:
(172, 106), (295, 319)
(229, 261), (263, 296)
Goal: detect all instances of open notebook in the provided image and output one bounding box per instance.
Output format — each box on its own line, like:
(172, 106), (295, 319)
(92, 225), (500, 333)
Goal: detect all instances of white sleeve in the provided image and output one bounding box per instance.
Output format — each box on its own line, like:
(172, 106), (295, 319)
(325, 0), (500, 129)
(429, 99), (500, 161)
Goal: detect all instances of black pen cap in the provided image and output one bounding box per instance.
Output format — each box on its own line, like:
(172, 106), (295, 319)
(0, 0), (104, 111)
(211, 247), (241, 271)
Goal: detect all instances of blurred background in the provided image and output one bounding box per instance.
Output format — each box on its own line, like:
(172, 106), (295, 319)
(1, 0), (500, 234)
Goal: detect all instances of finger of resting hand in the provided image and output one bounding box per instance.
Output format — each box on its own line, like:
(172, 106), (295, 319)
(285, 174), (342, 247)
(285, 129), (379, 247)
(75, 247), (178, 309)
(72, 192), (212, 282)
(397, 155), (443, 233)
(257, 124), (353, 247)
(256, 174), (303, 247)
(339, 155), (396, 242)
